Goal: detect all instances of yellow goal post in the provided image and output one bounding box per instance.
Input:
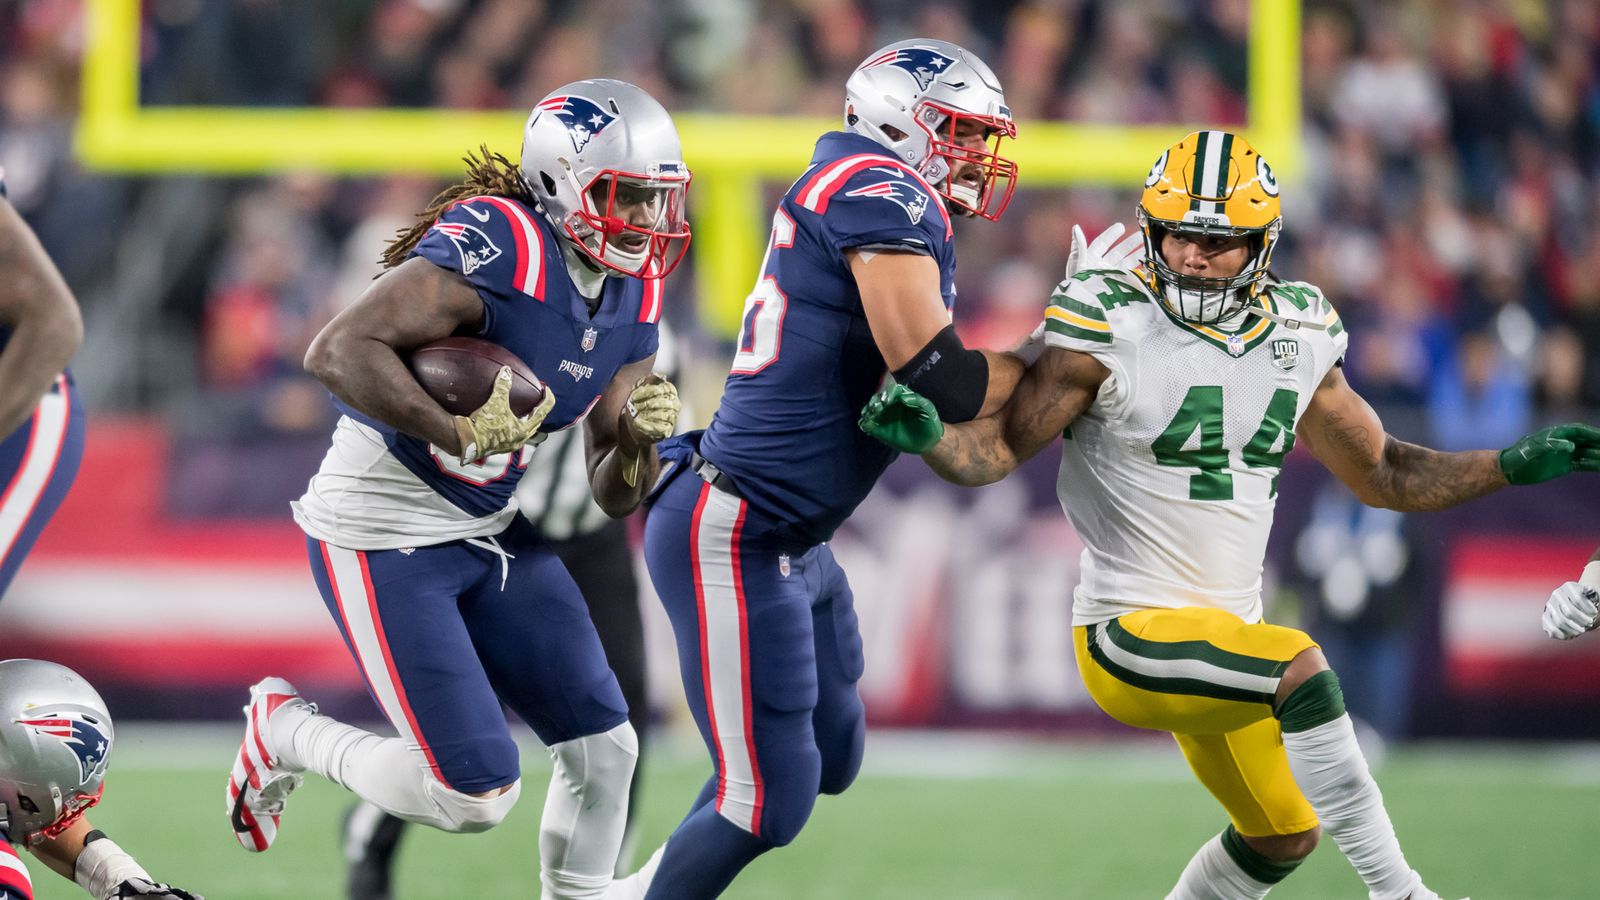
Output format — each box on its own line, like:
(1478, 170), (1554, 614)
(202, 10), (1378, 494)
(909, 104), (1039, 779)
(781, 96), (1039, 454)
(77, 0), (1300, 336)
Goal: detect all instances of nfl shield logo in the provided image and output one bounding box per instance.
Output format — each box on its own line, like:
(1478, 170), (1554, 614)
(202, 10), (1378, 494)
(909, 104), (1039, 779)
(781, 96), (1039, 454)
(1270, 338), (1300, 370)
(581, 327), (597, 352)
(1226, 334), (1245, 357)
(778, 553), (791, 578)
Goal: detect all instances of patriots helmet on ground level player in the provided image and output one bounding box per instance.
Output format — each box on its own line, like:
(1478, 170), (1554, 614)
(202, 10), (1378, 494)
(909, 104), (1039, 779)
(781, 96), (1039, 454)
(844, 38), (1018, 221)
(0, 659), (113, 845)
(520, 78), (692, 280)
(1137, 130), (1284, 326)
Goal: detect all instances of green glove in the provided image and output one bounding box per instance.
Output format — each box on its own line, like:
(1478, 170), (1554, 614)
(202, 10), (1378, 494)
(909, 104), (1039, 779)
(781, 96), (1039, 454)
(859, 384), (945, 454)
(1499, 423), (1600, 485)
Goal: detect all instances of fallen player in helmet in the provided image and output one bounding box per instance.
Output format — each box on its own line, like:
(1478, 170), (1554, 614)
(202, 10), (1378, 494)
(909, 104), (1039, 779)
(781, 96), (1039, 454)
(0, 659), (203, 900)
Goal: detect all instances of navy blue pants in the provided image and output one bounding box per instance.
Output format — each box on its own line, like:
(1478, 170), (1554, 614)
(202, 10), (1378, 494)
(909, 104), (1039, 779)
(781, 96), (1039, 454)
(641, 462), (866, 897)
(0, 375), (83, 601)
(306, 515), (628, 793)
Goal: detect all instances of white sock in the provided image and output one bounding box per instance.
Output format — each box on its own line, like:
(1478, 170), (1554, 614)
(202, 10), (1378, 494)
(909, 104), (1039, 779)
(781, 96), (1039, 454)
(1166, 832), (1275, 900)
(270, 703), (439, 823)
(1282, 714), (1423, 900)
(603, 844), (664, 900)
(540, 724), (639, 900)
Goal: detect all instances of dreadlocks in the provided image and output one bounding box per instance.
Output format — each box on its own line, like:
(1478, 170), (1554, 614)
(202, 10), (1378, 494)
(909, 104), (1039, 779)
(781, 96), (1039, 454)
(381, 145), (534, 269)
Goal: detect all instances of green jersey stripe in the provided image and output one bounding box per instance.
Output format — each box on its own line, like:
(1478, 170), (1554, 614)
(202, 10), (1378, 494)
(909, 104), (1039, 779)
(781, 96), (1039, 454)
(1045, 318), (1112, 344)
(1049, 291), (1108, 321)
(1104, 618), (1291, 680)
(1085, 624), (1277, 705)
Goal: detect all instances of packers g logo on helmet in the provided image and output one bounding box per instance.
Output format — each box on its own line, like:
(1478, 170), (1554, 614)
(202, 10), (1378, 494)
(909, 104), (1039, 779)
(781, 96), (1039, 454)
(1136, 130), (1283, 325)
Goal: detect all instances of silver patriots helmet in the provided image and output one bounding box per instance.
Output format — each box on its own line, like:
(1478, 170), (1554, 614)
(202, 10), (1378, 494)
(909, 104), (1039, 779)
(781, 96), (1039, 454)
(844, 38), (1018, 220)
(519, 78), (692, 280)
(0, 659), (113, 845)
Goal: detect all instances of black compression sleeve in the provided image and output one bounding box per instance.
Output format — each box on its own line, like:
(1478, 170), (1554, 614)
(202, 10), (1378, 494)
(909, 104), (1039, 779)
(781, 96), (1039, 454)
(892, 324), (989, 423)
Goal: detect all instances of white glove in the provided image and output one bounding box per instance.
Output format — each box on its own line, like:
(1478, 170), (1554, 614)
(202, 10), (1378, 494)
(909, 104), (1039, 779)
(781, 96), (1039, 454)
(1542, 581), (1600, 640)
(1065, 222), (1144, 280)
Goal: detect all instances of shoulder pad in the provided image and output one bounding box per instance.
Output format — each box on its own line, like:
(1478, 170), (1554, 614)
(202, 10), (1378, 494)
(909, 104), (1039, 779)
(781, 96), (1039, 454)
(792, 154), (952, 240)
(425, 195), (551, 300)
(1044, 268), (1157, 344)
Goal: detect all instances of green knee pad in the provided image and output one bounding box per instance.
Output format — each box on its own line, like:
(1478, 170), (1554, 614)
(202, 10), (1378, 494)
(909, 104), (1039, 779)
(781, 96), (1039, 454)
(1221, 824), (1305, 885)
(1274, 669), (1346, 733)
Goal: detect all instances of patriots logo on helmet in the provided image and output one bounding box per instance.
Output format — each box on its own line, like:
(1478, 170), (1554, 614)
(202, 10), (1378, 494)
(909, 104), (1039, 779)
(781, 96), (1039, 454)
(845, 180), (929, 225)
(434, 221), (502, 275)
(860, 46), (958, 92)
(536, 95), (617, 154)
(16, 713), (111, 783)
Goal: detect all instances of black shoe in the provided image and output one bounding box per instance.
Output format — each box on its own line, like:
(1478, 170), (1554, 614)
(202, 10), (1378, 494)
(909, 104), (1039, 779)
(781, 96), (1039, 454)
(342, 801), (408, 900)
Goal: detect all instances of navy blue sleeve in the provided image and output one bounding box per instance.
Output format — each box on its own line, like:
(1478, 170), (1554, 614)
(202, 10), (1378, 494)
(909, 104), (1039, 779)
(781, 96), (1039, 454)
(627, 323), (660, 365)
(816, 167), (949, 255)
(409, 196), (552, 335)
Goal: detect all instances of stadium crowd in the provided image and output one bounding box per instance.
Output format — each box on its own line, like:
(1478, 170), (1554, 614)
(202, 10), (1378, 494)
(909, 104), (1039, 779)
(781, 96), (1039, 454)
(0, 0), (1597, 497)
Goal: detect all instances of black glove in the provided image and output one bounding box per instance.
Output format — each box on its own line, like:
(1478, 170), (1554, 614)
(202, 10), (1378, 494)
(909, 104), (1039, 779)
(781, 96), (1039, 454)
(109, 879), (204, 900)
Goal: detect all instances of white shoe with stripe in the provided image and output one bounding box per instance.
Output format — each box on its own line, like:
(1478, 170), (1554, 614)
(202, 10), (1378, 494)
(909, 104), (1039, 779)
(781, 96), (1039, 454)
(227, 677), (311, 852)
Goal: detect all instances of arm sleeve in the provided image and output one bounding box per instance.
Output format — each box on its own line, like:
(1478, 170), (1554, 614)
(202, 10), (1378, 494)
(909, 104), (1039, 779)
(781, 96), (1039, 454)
(1041, 278), (1116, 356)
(627, 323), (660, 365)
(1039, 277), (1130, 419)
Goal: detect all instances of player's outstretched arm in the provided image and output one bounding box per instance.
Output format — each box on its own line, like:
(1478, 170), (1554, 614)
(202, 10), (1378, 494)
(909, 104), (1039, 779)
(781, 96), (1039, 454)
(851, 250), (1023, 422)
(584, 353), (678, 517)
(0, 196), (83, 437)
(863, 346), (1106, 486)
(1298, 365), (1600, 511)
(304, 257), (485, 455)
(29, 818), (202, 899)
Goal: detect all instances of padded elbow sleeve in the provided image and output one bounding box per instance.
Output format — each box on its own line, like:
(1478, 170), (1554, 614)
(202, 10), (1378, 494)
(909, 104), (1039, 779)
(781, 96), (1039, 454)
(893, 324), (988, 423)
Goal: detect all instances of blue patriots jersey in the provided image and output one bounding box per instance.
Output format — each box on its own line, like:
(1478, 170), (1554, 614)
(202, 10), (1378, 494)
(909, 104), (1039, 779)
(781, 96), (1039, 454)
(697, 131), (956, 544)
(330, 195), (660, 521)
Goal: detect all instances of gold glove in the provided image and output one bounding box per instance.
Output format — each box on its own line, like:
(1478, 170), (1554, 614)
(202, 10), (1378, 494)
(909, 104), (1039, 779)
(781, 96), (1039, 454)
(617, 373), (680, 485)
(454, 366), (555, 464)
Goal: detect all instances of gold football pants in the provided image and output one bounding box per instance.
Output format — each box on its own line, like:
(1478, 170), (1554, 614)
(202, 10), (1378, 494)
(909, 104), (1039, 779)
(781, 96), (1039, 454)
(1074, 607), (1320, 836)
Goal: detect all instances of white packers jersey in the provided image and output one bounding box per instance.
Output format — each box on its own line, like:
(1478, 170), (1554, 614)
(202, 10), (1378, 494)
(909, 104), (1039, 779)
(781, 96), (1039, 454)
(1041, 268), (1348, 625)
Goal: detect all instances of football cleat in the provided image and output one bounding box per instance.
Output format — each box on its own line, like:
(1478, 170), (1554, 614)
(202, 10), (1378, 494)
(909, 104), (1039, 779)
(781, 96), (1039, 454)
(342, 801), (408, 900)
(226, 677), (311, 852)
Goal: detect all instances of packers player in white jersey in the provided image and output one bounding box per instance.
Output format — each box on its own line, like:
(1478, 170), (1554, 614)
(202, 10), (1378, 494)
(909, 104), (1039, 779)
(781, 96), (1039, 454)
(862, 130), (1600, 900)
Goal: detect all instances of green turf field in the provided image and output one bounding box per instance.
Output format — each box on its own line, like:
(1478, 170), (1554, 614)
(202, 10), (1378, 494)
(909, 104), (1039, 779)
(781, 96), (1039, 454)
(26, 726), (1600, 899)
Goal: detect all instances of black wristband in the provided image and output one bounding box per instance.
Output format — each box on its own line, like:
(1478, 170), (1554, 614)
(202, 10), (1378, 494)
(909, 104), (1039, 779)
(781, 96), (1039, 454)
(892, 324), (989, 423)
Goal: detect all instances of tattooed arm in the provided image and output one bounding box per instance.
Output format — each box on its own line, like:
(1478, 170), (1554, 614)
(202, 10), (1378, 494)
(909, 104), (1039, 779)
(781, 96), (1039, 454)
(923, 346), (1109, 486)
(1296, 366), (1507, 511)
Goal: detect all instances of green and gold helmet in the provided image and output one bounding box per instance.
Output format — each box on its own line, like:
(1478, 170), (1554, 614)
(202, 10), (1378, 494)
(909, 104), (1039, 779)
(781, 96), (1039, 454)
(1137, 130), (1281, 325)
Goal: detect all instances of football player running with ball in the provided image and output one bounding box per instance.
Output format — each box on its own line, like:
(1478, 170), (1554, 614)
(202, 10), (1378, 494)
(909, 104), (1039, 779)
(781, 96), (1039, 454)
(1, 660), (202, 900)
(862, 130), (1600, 899)
(613, 38), (1101, 900)
(225, 80), (686, 900)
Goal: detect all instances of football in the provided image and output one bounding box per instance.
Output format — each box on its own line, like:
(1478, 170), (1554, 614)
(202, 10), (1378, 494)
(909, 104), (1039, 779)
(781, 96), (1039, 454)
(406, 337), (546, 417)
